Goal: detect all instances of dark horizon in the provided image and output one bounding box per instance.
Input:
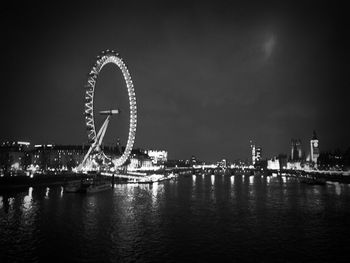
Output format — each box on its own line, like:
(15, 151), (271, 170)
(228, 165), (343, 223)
(1, 0), (349, 162)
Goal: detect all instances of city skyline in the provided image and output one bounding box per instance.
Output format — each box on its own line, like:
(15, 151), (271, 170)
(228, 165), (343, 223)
(1, 1), (349, 162)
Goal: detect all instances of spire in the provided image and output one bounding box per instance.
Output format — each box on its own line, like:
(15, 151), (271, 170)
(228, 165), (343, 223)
(312, 130), (317, 140)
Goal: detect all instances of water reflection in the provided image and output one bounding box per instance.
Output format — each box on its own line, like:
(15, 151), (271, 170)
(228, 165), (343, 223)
(211, 174), (215, 185)
(282, 176), (287, 184)
(23, 187), (33, 210)
(2, 177), (350, 262)
(327, 182), (342, 196)
(45, 187), (50, 199)
(335, 182), (341, 196)
(151, 182), (159, 205)
(267, 176), (271, 184)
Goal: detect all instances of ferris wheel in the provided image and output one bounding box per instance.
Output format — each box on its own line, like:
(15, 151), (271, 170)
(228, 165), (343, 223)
(79, 50), (137, 170)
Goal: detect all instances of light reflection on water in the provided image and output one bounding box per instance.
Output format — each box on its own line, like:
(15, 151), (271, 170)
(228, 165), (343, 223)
(1, 174), (350, 262)
(211, 174), (215, 185)
(45, 187), (49, 199)
(23, 187), (33, 210)
(230, 175), (234, 185)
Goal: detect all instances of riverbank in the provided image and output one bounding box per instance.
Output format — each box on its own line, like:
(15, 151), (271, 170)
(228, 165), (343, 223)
(0, 173), (88, 189)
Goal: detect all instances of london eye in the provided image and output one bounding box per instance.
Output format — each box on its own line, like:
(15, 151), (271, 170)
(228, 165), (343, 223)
(79, 50), (137, 170)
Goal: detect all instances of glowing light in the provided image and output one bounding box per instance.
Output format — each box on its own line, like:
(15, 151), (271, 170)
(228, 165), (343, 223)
(282, 176), (286, 183)
(335, 183), (341, 196)
(17, 141), (30, 146)
(23, 187), (33, 210)
(267, 176), (271, 184)
(249, 176), (254, 184)
(11, 162), (20, 170)
(211, 174), (215, 185)
(231, 176), (235, 185)
(45, 187), (50, 199)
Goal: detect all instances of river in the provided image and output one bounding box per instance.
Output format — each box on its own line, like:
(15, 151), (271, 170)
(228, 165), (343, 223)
(1, 173), (350, 262)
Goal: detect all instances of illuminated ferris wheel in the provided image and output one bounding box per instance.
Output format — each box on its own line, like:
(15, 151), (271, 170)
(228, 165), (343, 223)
(79, 50), (137, 170)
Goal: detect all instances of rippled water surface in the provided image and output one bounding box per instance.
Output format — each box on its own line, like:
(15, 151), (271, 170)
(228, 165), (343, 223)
(1, 174), (350, 262)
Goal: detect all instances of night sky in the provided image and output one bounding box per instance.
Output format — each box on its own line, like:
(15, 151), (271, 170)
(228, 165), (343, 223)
(1, 0), (349, 162)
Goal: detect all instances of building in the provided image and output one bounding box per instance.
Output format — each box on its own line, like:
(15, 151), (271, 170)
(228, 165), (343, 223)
(0, 141), (31, 172)
(128, 155), (153, 170)
(310, 131), (320, 164)
(250, 140), (256, 165)
(267, 157), (280, 170)
(31, 144), (89, 171)
(145, 150), (168, 165)
(291, 139), (302, 161)
(217, 158), (228, 168)
(250, 140), (262, 166)
(255, 147), (262, 163)
(278, 154), (288, 170)
(128, 149), (153, 170)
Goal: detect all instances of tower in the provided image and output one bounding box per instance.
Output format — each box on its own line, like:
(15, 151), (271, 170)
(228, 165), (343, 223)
(310, 131), (319, 164)
(255, 147), (262, 163)
(250, 140), (256, 165)
(291, 139), (302, 161)
(250, 140), (262, 166)
(116, 138), (121, 155)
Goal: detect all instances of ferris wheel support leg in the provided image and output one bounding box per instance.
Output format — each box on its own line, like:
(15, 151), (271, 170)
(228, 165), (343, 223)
(79, 115), (111, 170)
(97, 115), (111, 148)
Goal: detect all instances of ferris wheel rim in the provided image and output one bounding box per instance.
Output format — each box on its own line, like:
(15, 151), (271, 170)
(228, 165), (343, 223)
(84, 50), (137, 167)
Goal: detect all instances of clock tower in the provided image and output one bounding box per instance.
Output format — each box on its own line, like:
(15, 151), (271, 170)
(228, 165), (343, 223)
(310, 130), (319, 164)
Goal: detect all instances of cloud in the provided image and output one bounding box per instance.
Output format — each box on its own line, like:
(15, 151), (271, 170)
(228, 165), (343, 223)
(263, 34), (276, 59)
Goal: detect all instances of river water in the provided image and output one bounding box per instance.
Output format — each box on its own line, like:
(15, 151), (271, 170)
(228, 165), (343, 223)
(1, 174), (350, 262)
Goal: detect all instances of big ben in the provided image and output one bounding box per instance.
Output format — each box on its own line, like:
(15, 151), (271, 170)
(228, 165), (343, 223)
(310, 130), (319, 164)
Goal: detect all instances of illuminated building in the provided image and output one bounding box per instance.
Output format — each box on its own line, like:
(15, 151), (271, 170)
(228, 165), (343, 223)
(128, 155), (153, 170)
(267, 157), (280, 170)
(0, 141), (31, 172)
(255, 147), (262, 163)
(287, 161), (302, 170)
(218, 158), (227, 168)
(145, 150), (168, 165)
(291, 139), (302, 161)
(310, 131), (320, 164)
(128, 149), (153, 169)
(32, 144), (89, 171)
(250, 141), (262, 166)
(250, 140), (256, 165)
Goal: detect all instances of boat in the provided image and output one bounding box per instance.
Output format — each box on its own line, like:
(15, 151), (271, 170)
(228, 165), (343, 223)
(299, 176), (326, 185)
(86, 179), (111, 193)
(64, 180), (83, 193)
